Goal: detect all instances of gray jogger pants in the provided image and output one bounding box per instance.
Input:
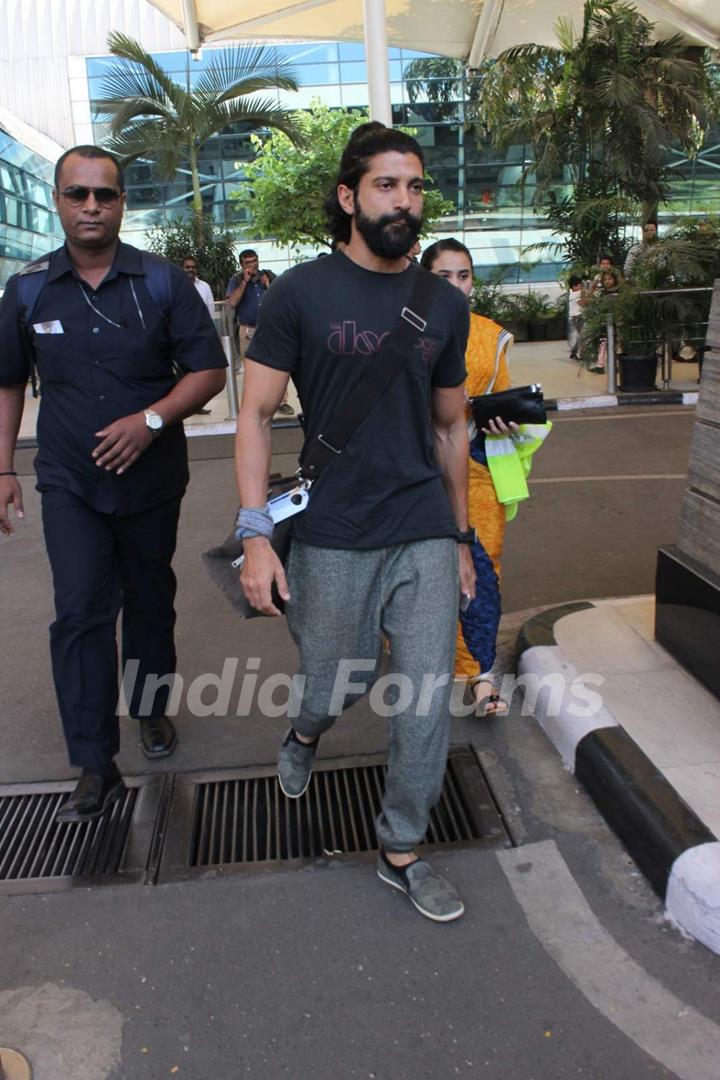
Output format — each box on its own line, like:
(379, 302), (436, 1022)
(285, 538), (459, 852)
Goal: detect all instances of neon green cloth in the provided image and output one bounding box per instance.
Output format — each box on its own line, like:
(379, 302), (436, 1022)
(485, 422), (553, 521)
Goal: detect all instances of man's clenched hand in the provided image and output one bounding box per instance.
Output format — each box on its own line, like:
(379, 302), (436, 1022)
(240, 536), (290, 617)
(0, 475), (24, 535)
(93, 412), (154, 475)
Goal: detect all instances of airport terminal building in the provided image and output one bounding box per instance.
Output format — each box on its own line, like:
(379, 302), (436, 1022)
(2, 0), (719, 289)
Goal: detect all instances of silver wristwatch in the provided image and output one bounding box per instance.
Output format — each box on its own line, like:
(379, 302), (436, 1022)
(144, 410), (164, 437)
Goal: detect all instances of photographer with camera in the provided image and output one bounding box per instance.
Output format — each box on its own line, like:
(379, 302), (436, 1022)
(226, 250), (292, 415)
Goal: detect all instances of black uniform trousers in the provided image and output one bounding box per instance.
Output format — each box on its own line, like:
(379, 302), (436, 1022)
(41, 488), (182, 770)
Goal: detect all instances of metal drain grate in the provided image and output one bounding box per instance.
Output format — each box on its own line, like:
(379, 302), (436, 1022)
(0, 778), (168, 895)
(0, 788), (137, 880)
(159, 746), (508, 880)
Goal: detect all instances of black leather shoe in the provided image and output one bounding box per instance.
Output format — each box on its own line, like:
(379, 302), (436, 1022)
(139, 716), (177, 759)
(56, 766), (125, 823)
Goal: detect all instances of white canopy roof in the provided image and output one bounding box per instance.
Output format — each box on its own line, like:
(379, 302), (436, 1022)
(146, 0), (720, 61)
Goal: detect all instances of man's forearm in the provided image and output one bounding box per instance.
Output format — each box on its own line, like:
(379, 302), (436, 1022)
(227, 280), (247, 307)
(235, 408), (273, 510)
(434, 420), (470, 531)
(0, 385), (25, 470)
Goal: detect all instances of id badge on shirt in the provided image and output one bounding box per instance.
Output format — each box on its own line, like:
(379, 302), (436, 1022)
(33, 320), (64, 334)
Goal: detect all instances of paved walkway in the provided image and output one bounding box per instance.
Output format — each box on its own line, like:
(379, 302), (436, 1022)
(4, 403), (720, 1075)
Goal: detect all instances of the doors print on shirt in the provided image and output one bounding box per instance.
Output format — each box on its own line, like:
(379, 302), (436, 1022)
(327, 321), (442, 363)
(327, 321), (391, 356)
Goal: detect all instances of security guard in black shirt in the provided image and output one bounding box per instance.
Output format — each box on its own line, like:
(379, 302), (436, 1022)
(0, 145), (226, 821)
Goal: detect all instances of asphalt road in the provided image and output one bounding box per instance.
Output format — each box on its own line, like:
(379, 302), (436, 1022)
(2, 404), (719, 1080)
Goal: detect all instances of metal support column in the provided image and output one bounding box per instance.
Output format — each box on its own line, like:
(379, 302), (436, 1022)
(363, 0), (392, 125)
(606, 315), (617, 394)
(223, 337), (239, 421)
(216, 302), (239, 421)
(661, 336), (672, 390)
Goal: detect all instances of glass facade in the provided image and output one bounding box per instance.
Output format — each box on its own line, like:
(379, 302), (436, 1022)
(87, 42), (573, 279)
(85, 43), (424, 255)
(0, 129), (64, 287)
(4, 43), (718, 289)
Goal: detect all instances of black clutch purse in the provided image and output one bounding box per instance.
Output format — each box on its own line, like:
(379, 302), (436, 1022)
(468, 383), (546, 430)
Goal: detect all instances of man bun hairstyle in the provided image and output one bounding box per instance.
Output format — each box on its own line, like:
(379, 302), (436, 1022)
(55, 145), (124, 192)
(325, 122), (425, 244)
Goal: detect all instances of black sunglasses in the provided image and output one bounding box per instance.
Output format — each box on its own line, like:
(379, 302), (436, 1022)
(59, 185), (122, 207)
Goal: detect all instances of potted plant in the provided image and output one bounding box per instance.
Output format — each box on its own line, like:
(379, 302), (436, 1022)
(469, 268), (527, 341)
(615, 288), (662, 390)
(486, 294), (525, 342)
(580, 283), (659, 388)
(501, 290), (558, 341)
(546, 292), (568, 340)
(471, 267), (512, 315)
(580, 223), (719, 389)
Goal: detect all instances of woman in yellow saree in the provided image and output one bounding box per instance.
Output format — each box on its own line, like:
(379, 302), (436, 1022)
(421, 239), (512, 715)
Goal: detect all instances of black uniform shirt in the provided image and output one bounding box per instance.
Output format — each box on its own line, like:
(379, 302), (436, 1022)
(0, 242), (226, 515)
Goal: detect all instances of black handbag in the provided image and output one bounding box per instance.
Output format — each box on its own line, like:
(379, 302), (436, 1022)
(468, 382), (546, 431)
(201, 268), (439, 618)
(200, 474), (298, 617)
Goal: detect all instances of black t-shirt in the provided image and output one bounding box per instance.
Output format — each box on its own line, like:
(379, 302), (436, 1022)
(0, 242), (227, 515)
(245, 251), (469, 549)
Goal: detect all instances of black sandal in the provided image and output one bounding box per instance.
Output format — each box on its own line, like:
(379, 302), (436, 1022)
(469, 678), (509, 718)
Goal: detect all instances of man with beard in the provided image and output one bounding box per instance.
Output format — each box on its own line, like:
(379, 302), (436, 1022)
(235, 123), (473, 922)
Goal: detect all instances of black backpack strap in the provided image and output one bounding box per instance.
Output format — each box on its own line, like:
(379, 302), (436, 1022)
(140, 251), (172, 316)
(300, 267), (438, 482)
(16, 258), (51, 399)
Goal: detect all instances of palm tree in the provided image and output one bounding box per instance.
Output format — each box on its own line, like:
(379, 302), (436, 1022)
(98, 32), (301, 220)
(475, 0), (716, 212)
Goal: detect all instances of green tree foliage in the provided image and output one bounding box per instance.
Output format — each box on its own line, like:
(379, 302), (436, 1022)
(527, 180), (636, 271)
(99, 33), (301, 219)
(404, 4), (717, 270)
(474, 0), (717, 210)
(145, 213), (238, 299)
(581, 218), (720, 360)
(403, 54), (560, 137)
(234, 103), (454, 252)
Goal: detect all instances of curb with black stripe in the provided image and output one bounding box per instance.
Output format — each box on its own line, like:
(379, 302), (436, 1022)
(544, 389), (698, 413)
(516, 602), (720, 956)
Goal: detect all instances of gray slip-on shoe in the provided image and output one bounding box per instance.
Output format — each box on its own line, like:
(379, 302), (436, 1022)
(277, 728), (319, 798)
(377, 851), (465, 922)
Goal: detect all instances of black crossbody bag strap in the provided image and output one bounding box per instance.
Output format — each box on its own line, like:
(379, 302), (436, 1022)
(299, 267), (438, 482)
